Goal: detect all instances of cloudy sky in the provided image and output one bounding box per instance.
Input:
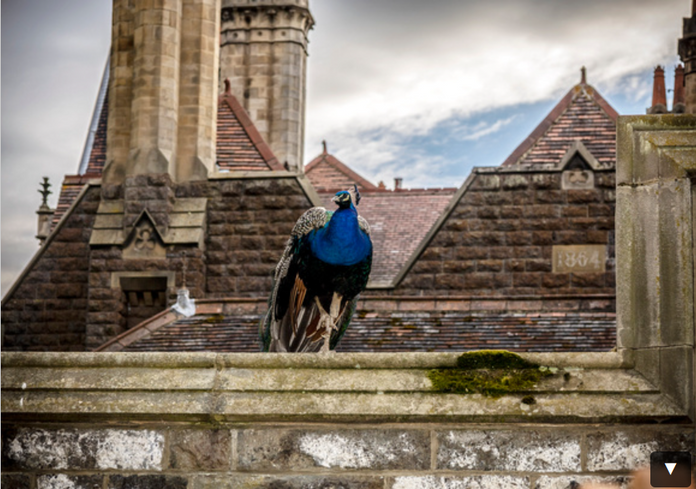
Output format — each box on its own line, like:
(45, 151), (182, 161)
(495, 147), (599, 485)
(1, 0), (688, 295)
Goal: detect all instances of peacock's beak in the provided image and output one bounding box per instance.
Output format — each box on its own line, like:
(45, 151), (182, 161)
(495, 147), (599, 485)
(332, 193), (350, 204)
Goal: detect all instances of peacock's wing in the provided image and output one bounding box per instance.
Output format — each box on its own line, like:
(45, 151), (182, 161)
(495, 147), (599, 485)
(260, 206), (331, 352)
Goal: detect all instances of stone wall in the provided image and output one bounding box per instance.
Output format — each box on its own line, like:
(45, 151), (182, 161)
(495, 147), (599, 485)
(3, 424), (693, 489)
(2, 175), (315, 352)
(395, 168), (616, 300)
(1, 185), (100, 351)
(2, 352), (694, 488)
(205, 176), (313, 298)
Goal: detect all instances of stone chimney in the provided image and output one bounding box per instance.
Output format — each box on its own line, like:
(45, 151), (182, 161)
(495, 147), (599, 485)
(103, 0), (221, 184)
(36, 177), (55, 245)
(648, 66), (668, 114)
(220, 0), (314, 173)
(674, 64), (686, 113)
(678, 1), (696, 113)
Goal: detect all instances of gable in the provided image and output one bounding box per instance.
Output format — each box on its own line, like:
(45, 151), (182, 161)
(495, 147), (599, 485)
(305, 152), (378, 192)
(502, 84), (617, 169)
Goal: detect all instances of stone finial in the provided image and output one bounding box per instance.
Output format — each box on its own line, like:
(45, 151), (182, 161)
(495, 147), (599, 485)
(36, 177), (55, 245)
(38, 177), (52, 206)
(322, 140), (327, 154)
(581, 66), (587, 85)
(648, 66), (668, 114)
(378, 181), (386, 190)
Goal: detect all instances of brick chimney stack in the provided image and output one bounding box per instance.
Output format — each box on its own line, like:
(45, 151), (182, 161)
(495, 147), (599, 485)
(648, 66), (668, 114)
(678, 1), (696, 113)
(394, 178), (403, 191)
(674, 65), (686, 113)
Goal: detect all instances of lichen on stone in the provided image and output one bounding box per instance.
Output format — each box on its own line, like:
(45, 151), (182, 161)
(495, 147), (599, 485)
(427, 350), (553, 397)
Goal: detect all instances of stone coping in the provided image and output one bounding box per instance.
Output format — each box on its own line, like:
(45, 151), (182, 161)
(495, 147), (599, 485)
(2, 351), (628, 369)
(3, 351), (687, 423)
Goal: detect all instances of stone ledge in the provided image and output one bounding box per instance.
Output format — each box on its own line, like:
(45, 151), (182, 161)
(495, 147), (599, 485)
(1, 351), (628, 369)
(1, 352), (685, 424)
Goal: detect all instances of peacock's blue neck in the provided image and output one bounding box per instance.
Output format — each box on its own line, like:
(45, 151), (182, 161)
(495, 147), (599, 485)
(309, 205), (371, 266)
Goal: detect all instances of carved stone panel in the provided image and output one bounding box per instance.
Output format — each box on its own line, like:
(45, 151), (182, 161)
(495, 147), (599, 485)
(552, 245), (606, 273)
(123, 217), (166, 260)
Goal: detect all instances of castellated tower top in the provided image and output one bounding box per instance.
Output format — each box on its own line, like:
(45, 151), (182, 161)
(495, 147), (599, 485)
(220, 0), (314, 173)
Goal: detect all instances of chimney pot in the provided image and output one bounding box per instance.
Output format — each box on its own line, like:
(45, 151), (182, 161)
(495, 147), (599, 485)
(581, 66), (587, 85)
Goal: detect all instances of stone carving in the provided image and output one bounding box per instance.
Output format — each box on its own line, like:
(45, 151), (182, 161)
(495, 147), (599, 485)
(124, 214), (166, 259)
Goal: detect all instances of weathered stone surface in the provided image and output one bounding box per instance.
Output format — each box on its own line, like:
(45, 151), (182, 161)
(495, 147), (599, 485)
(191, 475), (383, 489)
(169, 429), (231, 471)
(391, 476), (529, 489)
(2, 428), (163, 471)
(437, 429), (581, 472)
(1, 474), (31, 489)
(238, 429), (430, 471)
(37, 474), (103, 489)
(534, 475), (629, 489)
(586, 429), (694, 471)
(108, 475), (187, 489)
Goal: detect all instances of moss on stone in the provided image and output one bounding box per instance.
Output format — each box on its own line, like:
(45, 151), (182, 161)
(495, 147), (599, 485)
(427, 350), (552, 397)
(455, 350), (539, 370)
(204, 314), (225, 324)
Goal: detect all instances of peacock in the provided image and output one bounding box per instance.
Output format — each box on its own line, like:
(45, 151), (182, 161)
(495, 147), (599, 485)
(260, 185), (372, 352)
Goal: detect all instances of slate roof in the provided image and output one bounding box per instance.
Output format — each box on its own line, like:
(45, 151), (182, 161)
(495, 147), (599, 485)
(319, 189), (456, 285)
(84, 91), (108, 175)
(107, 309), (615, 353)
(305, 148), (379, 191)
(51, 174), (101, 228)
(216, 80), (284, 172)
(502, 83), (617, 168)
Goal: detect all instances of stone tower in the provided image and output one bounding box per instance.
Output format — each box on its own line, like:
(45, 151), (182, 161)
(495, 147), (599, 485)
(220, 0), (314, 172)
(678, 0), (696, 113)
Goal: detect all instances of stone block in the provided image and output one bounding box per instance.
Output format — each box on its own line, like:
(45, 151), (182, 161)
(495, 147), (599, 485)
(1, 474), (31, 489)
(392, 476), (529, 489)
(536, 190), (564, 204)
(108, 475), (187, 489)
(436, 429), (581, 472)
(586, 429), (694, 471)
(190, 475), (383, 489)
(237, 429), (430, 471)
(534, 475), (628, 489)
(37, 474), (103, 489)
(169, 429), (231, 471)
(2, 428), (164, 471)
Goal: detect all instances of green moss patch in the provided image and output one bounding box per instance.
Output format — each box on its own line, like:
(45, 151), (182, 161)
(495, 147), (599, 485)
(203, 314), (225, 324)
(428, 350), (552, 397)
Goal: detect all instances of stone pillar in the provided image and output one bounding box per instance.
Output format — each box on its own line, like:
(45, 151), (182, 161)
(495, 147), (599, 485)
(220, 0), (314, 172)
(104, 0), (220, 184)
(679, 3), (696, 114)
(176, 0), (221, 181)
(104, 0), (135, 184)
(616, 115), (696, 420)
(127, 0), (183, 177)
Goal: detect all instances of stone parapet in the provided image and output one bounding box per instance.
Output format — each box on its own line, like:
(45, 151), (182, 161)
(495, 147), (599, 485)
(2, 351), (693, 488)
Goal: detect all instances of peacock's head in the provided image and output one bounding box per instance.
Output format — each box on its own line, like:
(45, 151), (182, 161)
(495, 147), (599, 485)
(332, 185), (361, 209)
